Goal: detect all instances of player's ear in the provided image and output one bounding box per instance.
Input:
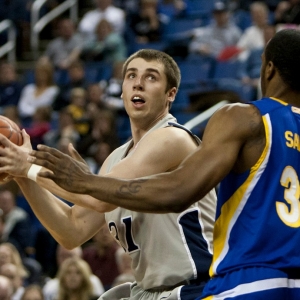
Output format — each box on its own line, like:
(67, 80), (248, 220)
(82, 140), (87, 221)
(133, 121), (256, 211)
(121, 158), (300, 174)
(120, 93), (123, 99)
(167, 87), (177, 103)
(265, 61), (276, 81)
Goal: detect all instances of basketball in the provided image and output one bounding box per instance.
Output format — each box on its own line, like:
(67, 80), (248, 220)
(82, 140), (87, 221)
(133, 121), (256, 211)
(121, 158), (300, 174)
(0, 116), (23, 182)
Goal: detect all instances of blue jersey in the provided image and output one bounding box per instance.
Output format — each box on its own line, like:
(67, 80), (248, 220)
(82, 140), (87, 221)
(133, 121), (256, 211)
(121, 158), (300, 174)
(210, 97), (300, 277)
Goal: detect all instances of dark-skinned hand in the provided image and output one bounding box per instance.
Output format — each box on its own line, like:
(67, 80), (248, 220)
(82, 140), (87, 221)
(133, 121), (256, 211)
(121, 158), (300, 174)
(28, 143), (93, 194)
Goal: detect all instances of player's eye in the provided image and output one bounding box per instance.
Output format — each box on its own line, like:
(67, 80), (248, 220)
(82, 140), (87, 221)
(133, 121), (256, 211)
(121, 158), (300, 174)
(127, 73), (135, 79)
(147, 74), (156, 81)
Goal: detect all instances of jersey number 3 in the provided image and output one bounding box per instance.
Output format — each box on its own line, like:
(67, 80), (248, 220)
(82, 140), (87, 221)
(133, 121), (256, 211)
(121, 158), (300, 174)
(276, 166), (300, 227)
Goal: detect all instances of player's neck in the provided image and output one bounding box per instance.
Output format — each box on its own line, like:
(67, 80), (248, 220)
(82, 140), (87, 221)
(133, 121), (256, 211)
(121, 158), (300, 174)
(130, 112), (168, 146)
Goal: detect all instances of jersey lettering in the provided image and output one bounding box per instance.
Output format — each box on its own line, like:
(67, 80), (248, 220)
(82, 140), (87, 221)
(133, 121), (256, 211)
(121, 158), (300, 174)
(285, 131), (300, 151)
(108, 217), (140, 252)
(276, 166), (300, 227)
(108, 221), (126, 250)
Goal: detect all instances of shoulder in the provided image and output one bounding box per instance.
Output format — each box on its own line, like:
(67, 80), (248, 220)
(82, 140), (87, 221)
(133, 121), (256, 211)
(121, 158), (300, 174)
(135, 126), (198, 166)
(212, 103), (262, 131)
(146, 125), (198, 147)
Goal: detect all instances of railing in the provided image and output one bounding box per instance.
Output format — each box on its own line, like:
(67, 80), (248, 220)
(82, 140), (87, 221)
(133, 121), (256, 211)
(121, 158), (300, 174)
(0, 20), (16, 63)
(184, 100), (229, 131)
(31, 0), (78, 59)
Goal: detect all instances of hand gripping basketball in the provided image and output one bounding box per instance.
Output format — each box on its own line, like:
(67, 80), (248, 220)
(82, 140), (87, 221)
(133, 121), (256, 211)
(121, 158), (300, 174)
(0, 116), (23, 182)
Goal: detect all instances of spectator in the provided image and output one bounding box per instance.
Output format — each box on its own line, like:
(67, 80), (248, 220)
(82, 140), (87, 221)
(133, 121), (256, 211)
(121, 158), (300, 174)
(52, 60), (88, 112)
(127, 0), (166, 44)
(43, 245), (104, 300)
(0, 275), (13, 300)
(0, 243), (28, 280)
(78, 0), (125, 42)
(0, 263), (25, 300)
(100, 60), (125, 111)
(17, 59), (59, 125)
(21, 284), (44, 300)
(0, 0), (31, 58)
(0, 62), (23, 113)
(0, 241), (42, 287)
(76, 108), (120, 159)
(237, 1), (270, 61)
(42, 18), (83, 70)
(82, 226), (121, 291)
(43, 108), (79, 153)
(86, 142), (113, 174)
(25, 106), (52, 150)
(79, 19), (127, 63)
(273, 1), (291, 23)
(65, 88), (90, 138)
(274, 0), (300, 24)
(238, 24), (276, 100)
(0, 190), (34, 258)
(2, 106), (22, 129)
(189, 1), (242, 59)
(55, 257), (100, 300)
(86, 84), (106, 110)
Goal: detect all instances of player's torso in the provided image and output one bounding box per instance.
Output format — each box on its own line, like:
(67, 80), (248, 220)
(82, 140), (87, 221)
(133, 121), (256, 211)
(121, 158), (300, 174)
(211, 97), (300, 276)
(104, 114), (216, 290)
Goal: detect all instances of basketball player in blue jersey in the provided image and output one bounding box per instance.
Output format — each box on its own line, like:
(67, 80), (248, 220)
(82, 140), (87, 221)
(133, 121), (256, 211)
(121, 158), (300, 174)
(13, 29), (300, 299)
(0, 49), (217, 300)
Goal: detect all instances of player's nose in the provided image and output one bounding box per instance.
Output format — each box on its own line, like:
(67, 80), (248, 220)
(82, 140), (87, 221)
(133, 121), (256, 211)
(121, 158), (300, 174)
(133, 76), (144, 90)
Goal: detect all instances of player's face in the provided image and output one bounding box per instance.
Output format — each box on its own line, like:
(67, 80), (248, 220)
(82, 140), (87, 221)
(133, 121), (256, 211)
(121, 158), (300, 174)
(122, 58), (176, 127)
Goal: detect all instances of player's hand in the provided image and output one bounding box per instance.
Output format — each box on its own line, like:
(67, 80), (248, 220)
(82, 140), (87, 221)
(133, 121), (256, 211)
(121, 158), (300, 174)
(0, 130), (32, 178)
(28, 143), (92, 193)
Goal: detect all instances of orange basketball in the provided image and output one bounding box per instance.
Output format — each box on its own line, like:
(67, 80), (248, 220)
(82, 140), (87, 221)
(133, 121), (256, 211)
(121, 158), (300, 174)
(0, 116), (23, 182)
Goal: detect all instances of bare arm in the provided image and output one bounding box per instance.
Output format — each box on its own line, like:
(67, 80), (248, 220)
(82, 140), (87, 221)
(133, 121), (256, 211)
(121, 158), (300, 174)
(15, 177), (105, 248)
(0, 132), (105, 248)
(30, 103), (263, 213)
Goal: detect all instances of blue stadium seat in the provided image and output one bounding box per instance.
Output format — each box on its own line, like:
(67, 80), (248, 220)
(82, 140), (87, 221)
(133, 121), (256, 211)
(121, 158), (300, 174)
(130, 41), (168, 54)
(212, 59), (240, 79)
(171, 88), (191, 112)
(186, 0), (215, 14)
(162, 17), (204, 40)
(84, 62), (113, 83)
(177, 56), (214, 88)
(116, 115), (131, 144)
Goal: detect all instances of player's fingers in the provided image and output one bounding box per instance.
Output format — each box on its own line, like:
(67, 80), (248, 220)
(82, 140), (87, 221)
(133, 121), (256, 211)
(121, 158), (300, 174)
(29, 148), (61, 165)
(0, 133), (14, 148)
(36, 144), (65, 158)
(21, 129), (33, 149)
(68, 143), (86, 164)
(37, 170), (56, 180)
(27, 151), (58, 170)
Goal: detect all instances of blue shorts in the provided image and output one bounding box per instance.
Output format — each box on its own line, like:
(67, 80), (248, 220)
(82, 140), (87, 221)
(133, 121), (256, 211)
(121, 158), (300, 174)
(198, 267), (300, 300)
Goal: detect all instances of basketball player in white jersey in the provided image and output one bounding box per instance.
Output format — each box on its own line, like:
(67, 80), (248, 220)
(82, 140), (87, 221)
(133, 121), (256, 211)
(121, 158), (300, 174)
(0, 49), (216, 300)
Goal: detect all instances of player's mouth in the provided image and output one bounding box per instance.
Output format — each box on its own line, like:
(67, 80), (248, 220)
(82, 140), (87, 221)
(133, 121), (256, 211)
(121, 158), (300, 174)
(131, 96), (145, 106)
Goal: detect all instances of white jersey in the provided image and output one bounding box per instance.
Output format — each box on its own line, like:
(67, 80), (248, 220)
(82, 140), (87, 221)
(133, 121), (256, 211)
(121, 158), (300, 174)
(104, 114), (216, 290)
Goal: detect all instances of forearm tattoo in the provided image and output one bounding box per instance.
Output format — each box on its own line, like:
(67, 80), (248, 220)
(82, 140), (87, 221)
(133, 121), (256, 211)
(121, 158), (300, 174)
(115, 179), (148, 197)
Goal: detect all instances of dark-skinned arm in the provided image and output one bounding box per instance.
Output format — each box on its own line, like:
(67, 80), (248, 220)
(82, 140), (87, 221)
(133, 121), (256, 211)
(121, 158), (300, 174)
(29, 104), (261, 213)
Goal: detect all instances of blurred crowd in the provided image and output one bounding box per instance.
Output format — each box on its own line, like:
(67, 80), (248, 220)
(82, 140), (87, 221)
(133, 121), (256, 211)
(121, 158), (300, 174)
(0, 0), (300, 298)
